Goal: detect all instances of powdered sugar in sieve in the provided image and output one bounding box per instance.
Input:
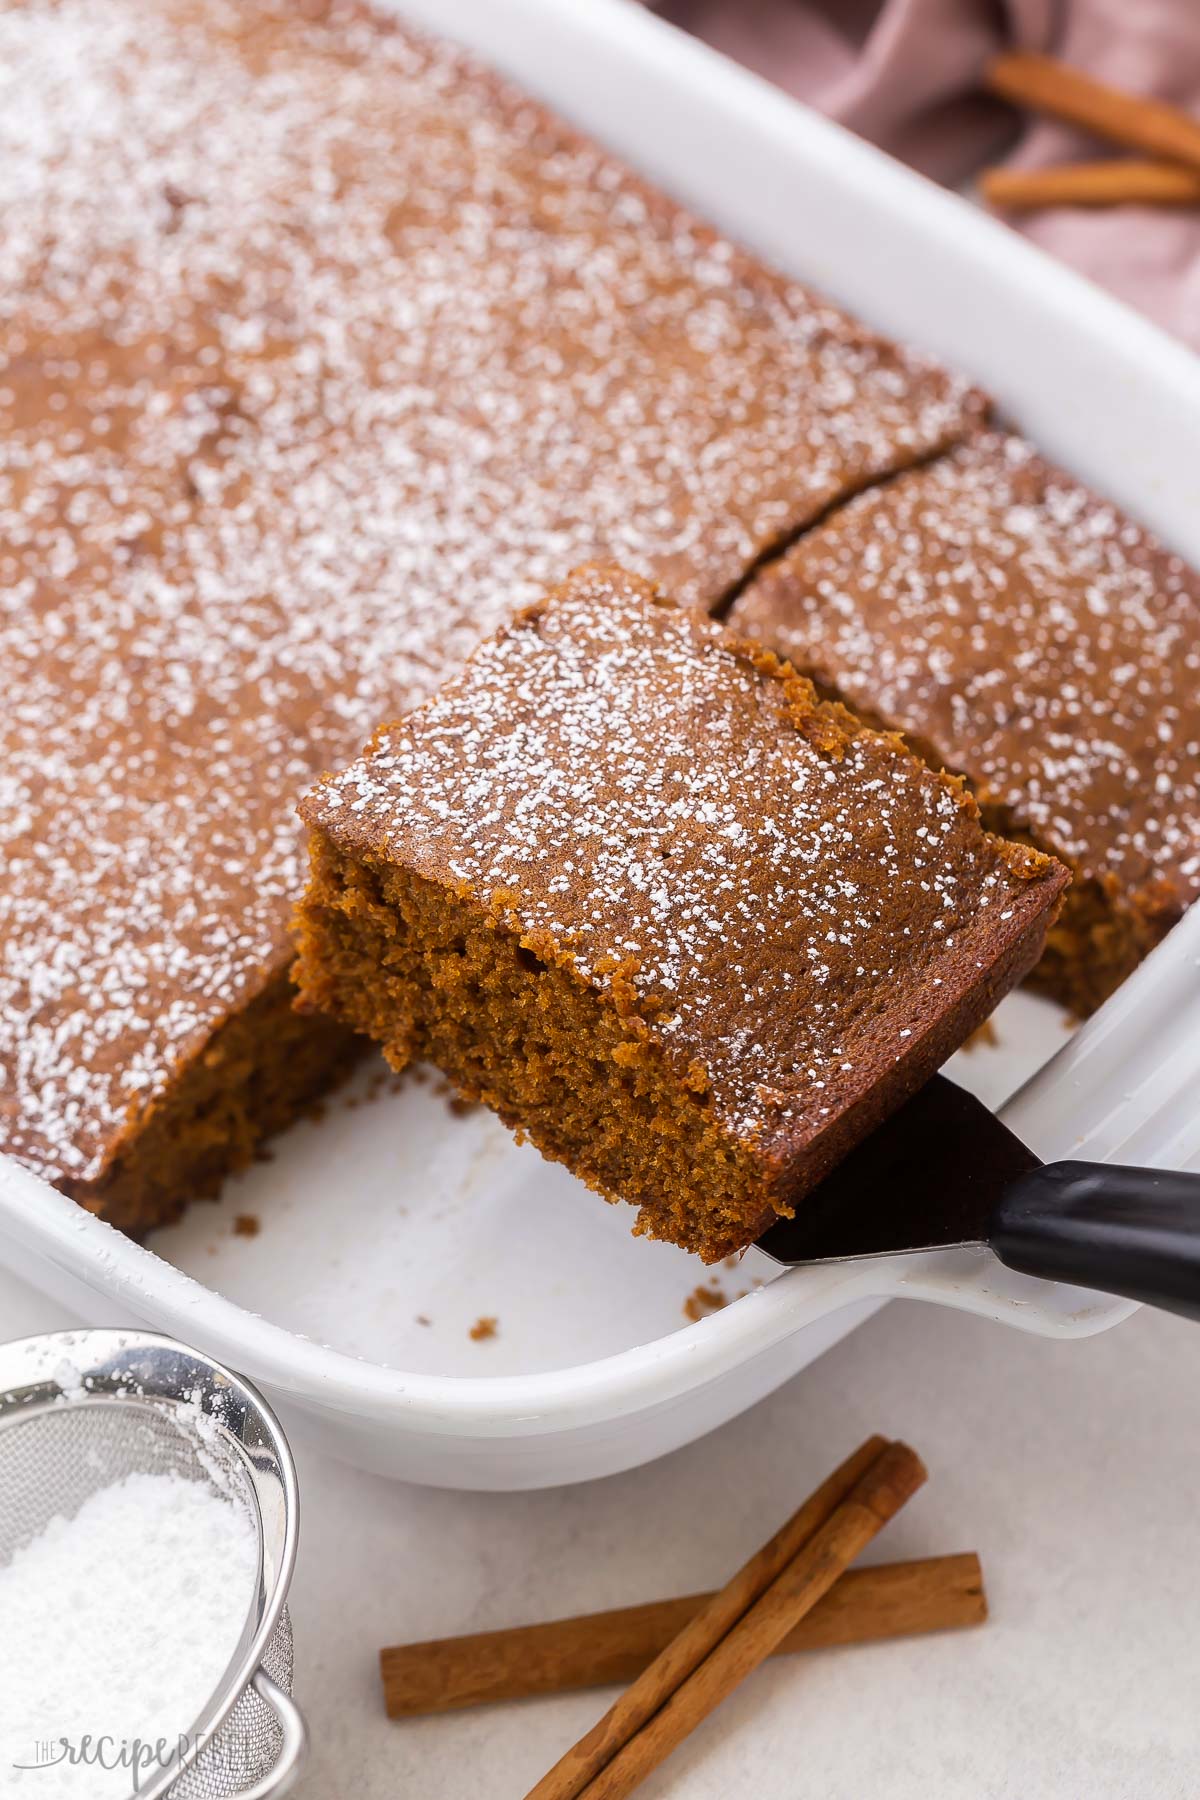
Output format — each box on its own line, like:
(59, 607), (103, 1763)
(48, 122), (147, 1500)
(0, 1330), (306, 1799)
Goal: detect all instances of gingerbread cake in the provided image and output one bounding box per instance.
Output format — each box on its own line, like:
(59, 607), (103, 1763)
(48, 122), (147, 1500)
(731, 431), (1200, 1014)
(0, 0), (986, 1229)
(294, 567), (1069, 1260)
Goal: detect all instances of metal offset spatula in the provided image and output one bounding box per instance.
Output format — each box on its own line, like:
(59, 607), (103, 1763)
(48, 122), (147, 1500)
(756, 1074), (1200, 1322)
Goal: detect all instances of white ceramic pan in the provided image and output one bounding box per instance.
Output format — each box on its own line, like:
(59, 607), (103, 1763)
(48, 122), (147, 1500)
(3, 0), (1200, 1489)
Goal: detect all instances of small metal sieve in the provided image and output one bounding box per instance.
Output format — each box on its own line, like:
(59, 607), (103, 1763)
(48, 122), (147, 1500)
(0, 1328), (306, 1799)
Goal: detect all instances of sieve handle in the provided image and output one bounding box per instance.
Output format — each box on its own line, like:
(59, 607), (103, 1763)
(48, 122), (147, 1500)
(229, 1670), (308, 1799)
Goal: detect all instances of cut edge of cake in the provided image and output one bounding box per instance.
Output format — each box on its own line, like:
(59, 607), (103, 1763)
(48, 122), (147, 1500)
(60, 969), (360, 1236)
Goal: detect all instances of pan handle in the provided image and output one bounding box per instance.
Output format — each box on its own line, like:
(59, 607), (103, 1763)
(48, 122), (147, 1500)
(992, 1161), (1200, 1322)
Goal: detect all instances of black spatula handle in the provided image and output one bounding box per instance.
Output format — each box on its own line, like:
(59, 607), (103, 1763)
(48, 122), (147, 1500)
(992, 1162), (1200, 1322)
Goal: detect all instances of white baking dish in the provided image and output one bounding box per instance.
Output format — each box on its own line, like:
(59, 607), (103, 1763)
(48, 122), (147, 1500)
(3, 0), (1200, 1489)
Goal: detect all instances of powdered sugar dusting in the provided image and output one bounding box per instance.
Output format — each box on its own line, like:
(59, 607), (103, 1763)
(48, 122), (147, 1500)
(305, 568), (1057, 1144)
(0, 0), (982, 1188)
(734, 431), (1200, 911)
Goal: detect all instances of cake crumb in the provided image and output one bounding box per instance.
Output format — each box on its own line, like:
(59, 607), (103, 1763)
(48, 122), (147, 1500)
(351, 1063), (425, 1107)
(961, 1017), (999, 1052)
(469, 1316), (498, 1341)
(233, 1213), (261, 1238)
(683, 1282), (728, 1322)
(415, 1314), (432, 1327)
(433, 1073), (480, 1118)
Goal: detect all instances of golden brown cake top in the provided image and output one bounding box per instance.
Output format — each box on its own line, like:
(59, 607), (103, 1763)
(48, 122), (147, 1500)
(302, 567), (1066, 1152)
(0, 0), (983, 1189)
(733, 431), (1200, 918)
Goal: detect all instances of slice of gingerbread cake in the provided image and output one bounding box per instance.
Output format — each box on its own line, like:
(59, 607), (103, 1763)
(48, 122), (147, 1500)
(294, 566), (1069, 1260)
(731, 431), (1200, 1015)
(0, 0), (985, 1230)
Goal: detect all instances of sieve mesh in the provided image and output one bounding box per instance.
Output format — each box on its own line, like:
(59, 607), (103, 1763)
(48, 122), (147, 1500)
(168, 1612), (293, 1800)
(0, 1384), (299, 1799)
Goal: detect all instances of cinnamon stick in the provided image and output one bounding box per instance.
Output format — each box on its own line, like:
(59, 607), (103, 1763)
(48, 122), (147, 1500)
(381, 1553), (985, 1717)
(521, 1434), (886, 1800)
(982, 159), (1200, 211)
(526, 1438), (925, 1800)
(986, 52), (1200, 176)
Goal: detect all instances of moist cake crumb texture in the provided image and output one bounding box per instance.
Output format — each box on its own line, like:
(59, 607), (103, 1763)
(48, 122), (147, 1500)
(296, 567), (1068, 1257)
(0, 0), (983, 1212)
(732, 431), (1200, 1012)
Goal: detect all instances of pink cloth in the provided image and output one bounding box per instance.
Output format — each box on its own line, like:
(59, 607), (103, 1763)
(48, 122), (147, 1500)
(657, 0), (1200, 346)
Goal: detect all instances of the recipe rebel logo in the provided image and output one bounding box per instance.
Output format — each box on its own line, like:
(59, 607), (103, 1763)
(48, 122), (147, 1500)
(11, 1728), (223, 1789)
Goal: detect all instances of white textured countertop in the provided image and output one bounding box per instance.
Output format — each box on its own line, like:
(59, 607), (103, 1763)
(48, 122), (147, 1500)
(2, 1270), (1194, 1797)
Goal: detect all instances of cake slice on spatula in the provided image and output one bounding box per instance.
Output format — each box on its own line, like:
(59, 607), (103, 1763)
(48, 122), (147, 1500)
(294, 566), (1069, 1261)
